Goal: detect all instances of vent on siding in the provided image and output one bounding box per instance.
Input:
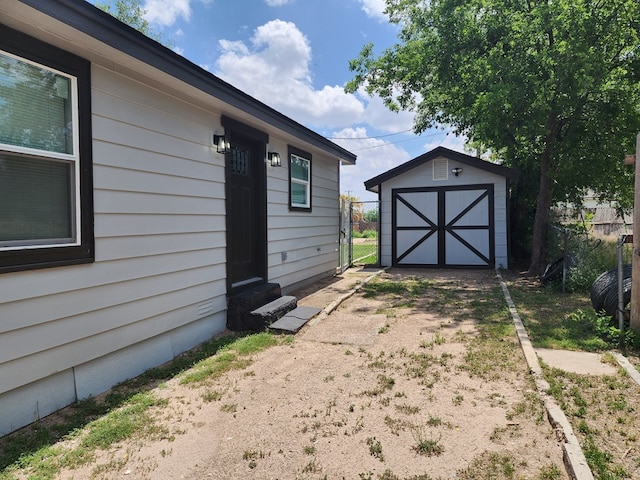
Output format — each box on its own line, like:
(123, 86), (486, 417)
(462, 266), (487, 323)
(433, 158), (448, 180)
(197, 300), (216, 318)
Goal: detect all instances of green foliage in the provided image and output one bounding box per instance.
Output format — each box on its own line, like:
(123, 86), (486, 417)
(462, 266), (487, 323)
(569, 308), (640, 348)
(95, 0), (171, 46)
(352, 229), (377, 239)
(565, 239), (618, 293)
(363, 210), (379, 223)
(347, 0), (640, 271)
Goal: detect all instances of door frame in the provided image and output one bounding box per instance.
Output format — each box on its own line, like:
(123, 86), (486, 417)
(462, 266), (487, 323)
(391, 184), (495, 268)
(222, 116), (268, 295)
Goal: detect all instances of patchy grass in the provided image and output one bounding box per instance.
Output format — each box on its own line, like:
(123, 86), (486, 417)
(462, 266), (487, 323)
(352, 243), (378, 265)
(503, 272), (640, 477)
(505, 274), (609, 351)
(543, 364), (640, 479)
(180, 332), (280, 385)
(0, 332), (285, 480)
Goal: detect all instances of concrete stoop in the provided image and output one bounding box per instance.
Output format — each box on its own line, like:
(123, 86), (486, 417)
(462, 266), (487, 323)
(269, 306), (322, 333)
(227, 283), (320, 332)
(227, 282), (283, 331)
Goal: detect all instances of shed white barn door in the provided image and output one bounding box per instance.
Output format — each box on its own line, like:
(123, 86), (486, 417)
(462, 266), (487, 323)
(392, 185), (494, 267)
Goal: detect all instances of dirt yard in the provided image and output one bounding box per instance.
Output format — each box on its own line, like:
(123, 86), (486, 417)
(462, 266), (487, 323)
(48, 270), (568, 479)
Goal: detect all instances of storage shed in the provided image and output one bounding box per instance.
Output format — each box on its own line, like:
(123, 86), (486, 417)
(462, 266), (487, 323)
(364, 147), (517, 268)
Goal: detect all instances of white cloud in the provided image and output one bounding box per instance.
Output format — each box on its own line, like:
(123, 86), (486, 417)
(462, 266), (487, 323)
(422, 131), (467, 154)
(215, 20), (365, 128)
(264, 0), (293, 5)
(357, 88), (415, 133)
(357, 0), (388, 20)
(333, 127), (411, 201)
(143, 0), (191, 27)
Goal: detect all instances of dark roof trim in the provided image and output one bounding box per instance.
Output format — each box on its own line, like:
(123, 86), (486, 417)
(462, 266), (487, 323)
(364, 146), (518, 191)
(20, 0), (356, 165)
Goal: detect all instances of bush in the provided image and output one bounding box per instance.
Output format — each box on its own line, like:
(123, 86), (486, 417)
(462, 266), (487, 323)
(566, 238), (621, 293)
(570, 308), (639, 349)
(544, 236), (624, 294)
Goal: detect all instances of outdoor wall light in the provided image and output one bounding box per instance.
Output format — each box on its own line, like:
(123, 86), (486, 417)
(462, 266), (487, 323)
(268, 151), (282, 167)
(213, 134), (230, 154)
(451, 167), (463, 176)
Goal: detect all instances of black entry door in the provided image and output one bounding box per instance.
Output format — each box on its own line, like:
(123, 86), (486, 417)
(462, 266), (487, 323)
(226, 135), (266, 293)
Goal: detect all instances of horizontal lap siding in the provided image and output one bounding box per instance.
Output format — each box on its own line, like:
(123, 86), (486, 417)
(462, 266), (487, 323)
(267, 146), (340, 288)
(0, 66), (227, 398)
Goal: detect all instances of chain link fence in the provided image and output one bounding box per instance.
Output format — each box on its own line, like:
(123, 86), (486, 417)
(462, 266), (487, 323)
(340, 200), (379, 272)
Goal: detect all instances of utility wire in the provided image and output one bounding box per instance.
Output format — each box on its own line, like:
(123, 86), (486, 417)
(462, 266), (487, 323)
(350, 131), (448, 151)
(329, 128), (415, 140)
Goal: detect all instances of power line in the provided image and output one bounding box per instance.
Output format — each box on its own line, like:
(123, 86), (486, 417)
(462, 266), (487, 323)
(350, 131), (448, 151)
(329, 128), (415, 140)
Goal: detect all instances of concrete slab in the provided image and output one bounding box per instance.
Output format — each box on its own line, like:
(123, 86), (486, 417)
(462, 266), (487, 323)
(269, 306), (322, 333)
(300, 311), (387, 346)
(535, 348), (617, 376)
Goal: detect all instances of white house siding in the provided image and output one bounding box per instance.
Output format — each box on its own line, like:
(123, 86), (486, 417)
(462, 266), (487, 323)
(378, 156), (509, 268)
(0, 64), (229, 436)
(267, 139), (341, 291)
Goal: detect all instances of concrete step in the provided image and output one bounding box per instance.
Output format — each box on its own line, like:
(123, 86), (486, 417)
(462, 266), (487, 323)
(249, 295), (297, 329)
(269, 306), (322, 333)
(227, 283), (281, 331)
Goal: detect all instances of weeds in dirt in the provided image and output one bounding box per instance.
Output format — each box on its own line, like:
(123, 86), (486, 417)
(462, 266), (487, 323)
(543, 363), (640, 478)
(411, 428), (444, 457)
(363, 374), (395, 397)
(384, 416), (415, 436)
(395, 403), (420, 415)
(301, 458), (321, 473)
(366, 436), (384, 461)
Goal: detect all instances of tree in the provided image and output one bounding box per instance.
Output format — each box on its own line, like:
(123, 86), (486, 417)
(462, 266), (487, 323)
(95, 0), (168, 45)
(346, 0), (640, 273)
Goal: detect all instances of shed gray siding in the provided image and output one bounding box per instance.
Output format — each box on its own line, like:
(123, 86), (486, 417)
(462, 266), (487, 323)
(368, 150), (515, 269)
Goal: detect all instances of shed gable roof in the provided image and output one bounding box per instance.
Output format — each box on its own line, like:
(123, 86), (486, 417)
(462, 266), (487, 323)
(16, 0), (356, 165)
(364, 146), (517, 192)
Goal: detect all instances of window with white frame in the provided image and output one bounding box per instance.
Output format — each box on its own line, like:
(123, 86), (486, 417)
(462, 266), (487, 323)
(289, 147), (311, 210)
(0, 27), (94, 273)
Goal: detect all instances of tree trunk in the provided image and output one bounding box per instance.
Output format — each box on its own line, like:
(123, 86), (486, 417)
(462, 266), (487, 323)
(527, 117), (559, 275)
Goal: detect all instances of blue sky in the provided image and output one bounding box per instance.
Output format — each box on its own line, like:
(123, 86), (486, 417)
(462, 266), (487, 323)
(92, 0), (466, 201)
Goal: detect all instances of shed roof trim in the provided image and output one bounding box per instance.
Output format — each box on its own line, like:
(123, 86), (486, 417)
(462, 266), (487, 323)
(19, 0), (356, 165)
(364, 146), (518, 191)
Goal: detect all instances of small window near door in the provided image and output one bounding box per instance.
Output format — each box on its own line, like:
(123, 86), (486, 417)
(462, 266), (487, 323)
(288, 147), (311, 211)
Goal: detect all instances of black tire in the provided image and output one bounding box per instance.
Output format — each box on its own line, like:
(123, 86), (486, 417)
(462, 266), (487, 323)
(590, 265), (632, 313)
(540, 255), (577, 285)
(602, 277), (632, 317)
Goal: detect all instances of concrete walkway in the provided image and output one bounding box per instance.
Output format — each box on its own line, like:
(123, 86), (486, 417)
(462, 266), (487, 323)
(534, 348), (617, 375)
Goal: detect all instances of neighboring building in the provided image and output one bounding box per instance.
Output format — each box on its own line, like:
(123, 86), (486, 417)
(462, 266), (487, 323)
(364, 147), (517, 268)
(0, 0), (355, 436)
(553, 191), (632, 237)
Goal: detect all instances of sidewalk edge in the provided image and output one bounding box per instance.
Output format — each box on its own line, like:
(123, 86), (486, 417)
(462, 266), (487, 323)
(496, 270), (594, 480)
